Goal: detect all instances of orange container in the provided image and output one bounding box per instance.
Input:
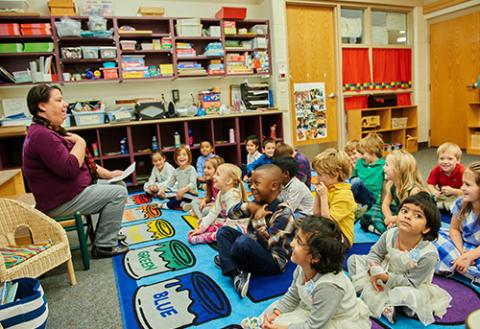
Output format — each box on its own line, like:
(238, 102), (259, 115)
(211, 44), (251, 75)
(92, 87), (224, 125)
(215, 7), (246, 20)
(101, 68), (118, 80)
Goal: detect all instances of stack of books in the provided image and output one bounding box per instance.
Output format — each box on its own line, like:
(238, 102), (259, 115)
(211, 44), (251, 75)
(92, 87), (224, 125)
(177, 62), (206, 76)
(176, 42), (196, 58)
(20, 23), (52, 36)
(0, 281), (19, 305)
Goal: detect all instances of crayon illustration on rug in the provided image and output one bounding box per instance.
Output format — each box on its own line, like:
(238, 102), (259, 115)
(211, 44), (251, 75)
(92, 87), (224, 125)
(113, 192), (480, 329)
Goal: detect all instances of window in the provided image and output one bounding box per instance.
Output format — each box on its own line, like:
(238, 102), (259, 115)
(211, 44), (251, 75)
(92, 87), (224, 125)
(371, 11), (407, 45)
(340, 8), (364, 44)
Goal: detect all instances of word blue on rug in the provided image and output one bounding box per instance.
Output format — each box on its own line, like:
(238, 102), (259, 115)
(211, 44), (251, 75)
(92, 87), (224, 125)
(112, 192), (480, 329)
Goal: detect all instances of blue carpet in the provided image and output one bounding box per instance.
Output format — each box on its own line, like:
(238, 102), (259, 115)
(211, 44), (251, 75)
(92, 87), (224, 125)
(112, 192), (480, 329)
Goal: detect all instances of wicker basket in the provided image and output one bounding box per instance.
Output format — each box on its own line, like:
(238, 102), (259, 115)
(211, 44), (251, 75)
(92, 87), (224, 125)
(392, 117), (408, 128)
(405, 135), (418, 149)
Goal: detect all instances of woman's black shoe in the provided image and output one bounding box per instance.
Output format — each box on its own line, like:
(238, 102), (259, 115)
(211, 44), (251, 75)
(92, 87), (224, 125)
(91, 245), (128, 258)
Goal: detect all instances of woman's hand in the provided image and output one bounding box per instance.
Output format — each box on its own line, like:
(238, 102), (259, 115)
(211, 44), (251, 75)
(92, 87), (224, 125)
(65, 133), (86, 145)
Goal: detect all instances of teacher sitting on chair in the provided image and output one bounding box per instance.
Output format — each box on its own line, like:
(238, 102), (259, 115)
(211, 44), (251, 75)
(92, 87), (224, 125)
(22, 84), (128, 258)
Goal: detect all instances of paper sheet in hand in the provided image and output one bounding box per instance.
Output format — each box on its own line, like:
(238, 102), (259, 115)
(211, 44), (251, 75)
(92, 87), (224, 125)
(108, 162), (136, 183)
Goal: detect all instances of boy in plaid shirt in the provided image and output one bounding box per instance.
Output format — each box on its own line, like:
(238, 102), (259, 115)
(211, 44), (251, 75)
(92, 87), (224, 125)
(215, 164), (296, 298)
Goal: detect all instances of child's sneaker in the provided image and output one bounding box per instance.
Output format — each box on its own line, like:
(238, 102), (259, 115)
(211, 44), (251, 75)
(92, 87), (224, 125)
(214, 255), (221, 268)
(233, 271), (251, 298)
(161, 203), (169, 209)
(241, 317), (262, 329)
(382, 305), (396, 324)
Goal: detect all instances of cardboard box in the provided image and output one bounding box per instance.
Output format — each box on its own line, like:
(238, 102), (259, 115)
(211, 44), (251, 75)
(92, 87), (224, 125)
(48, 0), (74, 6)
(138, 6), (164, 16)
(49, 6), (76, 16)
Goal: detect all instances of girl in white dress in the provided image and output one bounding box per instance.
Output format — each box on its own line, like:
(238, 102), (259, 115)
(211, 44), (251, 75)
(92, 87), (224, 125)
(348, 192), (451, 325)
(242, 216), (371, 329)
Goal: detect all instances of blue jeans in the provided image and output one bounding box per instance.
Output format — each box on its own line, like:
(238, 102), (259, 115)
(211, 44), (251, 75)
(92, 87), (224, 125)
(216, 226), (281, 276)
(348, 177), (376, 209)
(166, 197), (191, 209)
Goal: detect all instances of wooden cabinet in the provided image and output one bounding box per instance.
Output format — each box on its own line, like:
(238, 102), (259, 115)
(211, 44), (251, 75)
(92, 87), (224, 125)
(0, 110), (283, 187)
(467, 102), (480, 155)
(347, 105), (418, 153)
(0, 15), (270, 86)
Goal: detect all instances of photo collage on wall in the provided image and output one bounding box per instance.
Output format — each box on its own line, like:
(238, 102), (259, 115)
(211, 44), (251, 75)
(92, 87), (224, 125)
(293, 82), (327, 141)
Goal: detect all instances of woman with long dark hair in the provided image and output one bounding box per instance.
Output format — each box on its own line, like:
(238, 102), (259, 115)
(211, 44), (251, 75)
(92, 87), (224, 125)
(23, 84), (128, 258)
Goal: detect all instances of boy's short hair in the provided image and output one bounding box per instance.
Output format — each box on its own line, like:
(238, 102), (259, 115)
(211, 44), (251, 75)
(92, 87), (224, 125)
(274, 142), (294, 157)
(312, 148), (351, 182)
(358, 132), (384, 157)
(344, 140), (359, 156)
(174, 145), (192, 165)
(254, 163), (283, 185)
(245, 135), (260, 147)
(273, 156), (297, 178)
(200, 140), (213, 148)
(437, 142), (462, 161)
(262, 137), (276, 148)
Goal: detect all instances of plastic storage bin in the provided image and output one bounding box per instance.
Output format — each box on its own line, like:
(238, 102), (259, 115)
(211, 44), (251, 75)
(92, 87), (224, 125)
(72, 110), (105, 126)
(175, 23), (202, 37)
(61, 47), (82, 59)
(120, 40), (136, 50)
(101, 67), (118, 79)
(81, 46), (99, 59)
(99, 46), (116, 58)
(215, 7), (247, 20)
(141, 43), (153, 50)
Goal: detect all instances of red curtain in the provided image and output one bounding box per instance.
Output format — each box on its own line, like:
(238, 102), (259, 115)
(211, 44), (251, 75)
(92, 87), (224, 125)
(397, 93), (412, 106)
(342, 48), (371, 91)
(372, 49), (411, 89)
(344, 96), (368, 110)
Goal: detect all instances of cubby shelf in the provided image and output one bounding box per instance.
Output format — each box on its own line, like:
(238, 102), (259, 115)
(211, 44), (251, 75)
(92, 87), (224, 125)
(0, 15), (271, 86)
(467, 102), (480, 154)
(347, 105), (418, 153)
(0, 110), (284, 187)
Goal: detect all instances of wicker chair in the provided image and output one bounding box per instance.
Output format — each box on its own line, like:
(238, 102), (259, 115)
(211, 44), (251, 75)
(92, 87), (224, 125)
(0, 198), (76, 285)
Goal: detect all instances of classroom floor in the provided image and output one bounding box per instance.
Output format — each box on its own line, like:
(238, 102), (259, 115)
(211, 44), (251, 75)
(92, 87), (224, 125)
(39, 146), (480, 329)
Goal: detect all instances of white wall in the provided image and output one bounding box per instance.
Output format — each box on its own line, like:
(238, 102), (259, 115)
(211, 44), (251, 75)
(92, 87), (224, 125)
(1, 0), (430, 156)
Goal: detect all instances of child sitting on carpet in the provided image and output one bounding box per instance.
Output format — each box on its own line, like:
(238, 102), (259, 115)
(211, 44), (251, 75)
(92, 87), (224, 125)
(364, 150), (426, 235)
(344, 140), (376, 215)
(274, 142), (312, 188)
(434, 161), (480, 283)
(353, 133), (386, 232)
(312, 148), (356, 247)
(246, 138), (276, 178)
(427, 142), (464, 210)
(216, 164), (296, 298)
(159, 145), (198, 209)
(144, 150), (175, 196)
(242, 216), (371, 329)
(348, 192), (450, 325)
(187, 156), (224, 218)
(197, 140), (215, 183)
(274, 156), (313, 218)
(188, 163), (248, 244)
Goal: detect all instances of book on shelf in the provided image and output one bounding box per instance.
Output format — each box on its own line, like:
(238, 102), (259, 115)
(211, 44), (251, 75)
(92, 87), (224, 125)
(0, 65), (15, 83)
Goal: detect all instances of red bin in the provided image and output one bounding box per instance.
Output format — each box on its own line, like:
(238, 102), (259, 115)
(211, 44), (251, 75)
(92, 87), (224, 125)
(215, 7), (247, 20)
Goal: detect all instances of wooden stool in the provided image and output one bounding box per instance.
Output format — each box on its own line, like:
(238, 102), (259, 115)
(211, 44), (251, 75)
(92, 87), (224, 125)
(53, 213), (95, 270)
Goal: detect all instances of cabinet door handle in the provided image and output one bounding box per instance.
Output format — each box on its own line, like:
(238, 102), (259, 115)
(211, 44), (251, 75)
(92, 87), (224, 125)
(328, 93), (337, 99)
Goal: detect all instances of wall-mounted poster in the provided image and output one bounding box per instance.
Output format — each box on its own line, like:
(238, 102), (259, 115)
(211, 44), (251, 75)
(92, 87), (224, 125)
(294, 82), (327, 141)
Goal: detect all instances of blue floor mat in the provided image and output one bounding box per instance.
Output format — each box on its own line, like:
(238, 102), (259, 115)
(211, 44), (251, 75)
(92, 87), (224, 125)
(113, 193), (480, 329)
